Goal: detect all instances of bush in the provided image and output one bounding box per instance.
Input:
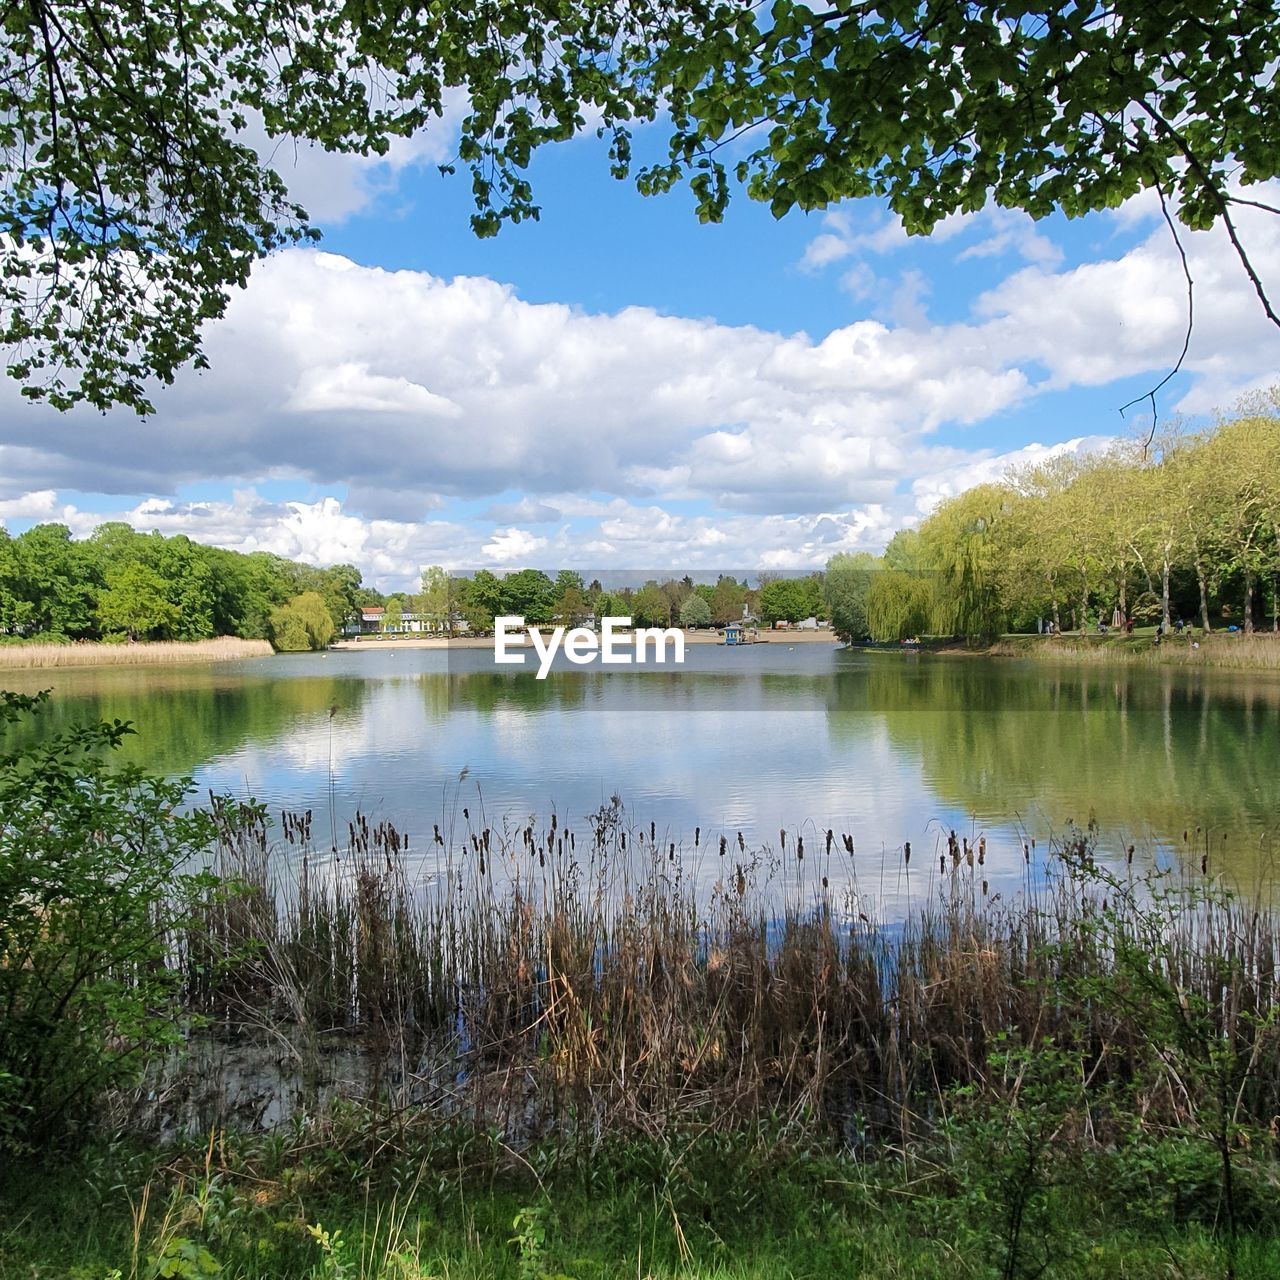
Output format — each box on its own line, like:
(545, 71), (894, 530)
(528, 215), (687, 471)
(0, 690), (216, 1149)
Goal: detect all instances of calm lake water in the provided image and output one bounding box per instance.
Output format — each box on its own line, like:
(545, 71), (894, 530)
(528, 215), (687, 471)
(6, 644), (1280, 908)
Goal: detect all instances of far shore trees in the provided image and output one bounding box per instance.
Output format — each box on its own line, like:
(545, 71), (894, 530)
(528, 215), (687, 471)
(0, 522), (369, 645)
(97, 563), (179, 641)
(840, 398), (1280, 643)
(679, 594), (712, 628)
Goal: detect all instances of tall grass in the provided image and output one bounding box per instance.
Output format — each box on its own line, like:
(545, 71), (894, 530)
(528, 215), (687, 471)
(0, 636), (273, 669)
(991, 631), (1280, 670)
(162, 800), (1280, 1155)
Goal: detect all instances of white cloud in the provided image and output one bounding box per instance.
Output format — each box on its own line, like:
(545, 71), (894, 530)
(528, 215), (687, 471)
(248, 89), (470, 225)
(1, 190), (1277, 586)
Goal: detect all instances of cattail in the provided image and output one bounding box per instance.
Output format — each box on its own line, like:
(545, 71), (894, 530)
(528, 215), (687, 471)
(738, 831), (745, 851)
(780, 828), (786, 850)
(695, 826), (700, 847)
(978, 837), (985, 865)
(650, 820), (655, 842)
(719, 835), (726, 856)
(669, 842), (675, 861)
(1023, 842), (1030, 863)
(940, 855), (946, 875)
(826, 829), (833, 854)
(1126, 844), (1134, 865)
(797, 837), (804, 860)
(904, 840), (911, 866)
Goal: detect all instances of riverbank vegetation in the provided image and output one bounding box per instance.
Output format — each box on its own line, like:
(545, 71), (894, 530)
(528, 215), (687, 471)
(825, 398), (1280, 647)
(0, 522), (369, 649)
(988, 631), (1280, 672)
(417, 568), (829, 636)
(0, 636), (274, 670)
(4, 693), (1280, 1275)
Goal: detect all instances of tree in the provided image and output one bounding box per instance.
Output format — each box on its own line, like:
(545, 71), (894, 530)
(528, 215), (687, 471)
(418, 565), (451, 634)
(500, 569), (555, 624)
(710, 576), (746, 625)
(679, 594), (712, 628)
(10, 5), (1278, 412)
(646, 4), (1280, 329)
(919, 484), (1012, 642)
(758, 577), (808, 625)
(453, 571), (502, 635)
(866, 571), (935, 643)
(632, 582), (670, 627)
(269, 590), (334, 651)
(97, 562), (179, 641)
(318, 564), (364, 635)
(11, 524), (98, 637)
(825, 552), (878, 642)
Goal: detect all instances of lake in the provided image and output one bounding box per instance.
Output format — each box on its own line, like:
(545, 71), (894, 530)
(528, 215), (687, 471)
(6, 643), (1280, 909)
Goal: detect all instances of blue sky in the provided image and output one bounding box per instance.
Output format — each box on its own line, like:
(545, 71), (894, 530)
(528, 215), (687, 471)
(1, 117), (1277, 588)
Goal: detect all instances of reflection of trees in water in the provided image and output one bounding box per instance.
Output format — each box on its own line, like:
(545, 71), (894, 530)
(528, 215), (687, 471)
(825, 657), (1280, 865)
(434, 667), (841, 722)
(2, 671), (371, 778)
(429, 670), (590, 716)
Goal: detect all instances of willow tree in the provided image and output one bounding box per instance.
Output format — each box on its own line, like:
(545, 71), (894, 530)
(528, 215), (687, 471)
(916, 483), (1015, 642)
(5, 2), (1279, 411)
(866, 569), (935, 643)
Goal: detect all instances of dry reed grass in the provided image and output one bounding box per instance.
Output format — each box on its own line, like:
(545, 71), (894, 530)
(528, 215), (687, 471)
(991, 632), (1280, 671)
(0, 636), (274, 669)
(167, 800), (1280, 1152)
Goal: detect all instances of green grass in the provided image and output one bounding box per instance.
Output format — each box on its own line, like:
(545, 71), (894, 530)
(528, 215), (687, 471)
(4, 1127), (1280, 1280)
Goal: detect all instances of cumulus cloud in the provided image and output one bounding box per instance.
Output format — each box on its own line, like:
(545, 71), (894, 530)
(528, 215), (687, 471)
(1, 189), (1277, 586)
(248, 89), (470, 225)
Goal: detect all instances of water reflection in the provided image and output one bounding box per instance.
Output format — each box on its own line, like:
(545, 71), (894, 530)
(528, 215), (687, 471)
(5, 646), (1278, 895)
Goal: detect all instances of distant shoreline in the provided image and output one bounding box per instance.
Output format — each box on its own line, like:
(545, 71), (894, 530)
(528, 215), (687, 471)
(331, 628), (841, 651)
(0, 637), (274, 670)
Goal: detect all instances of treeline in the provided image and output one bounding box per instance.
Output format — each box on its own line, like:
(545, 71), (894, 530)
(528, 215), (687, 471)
(0, 522), (370, 650)
(825, 399), (1280, 643)
(402, 568), (828, 634)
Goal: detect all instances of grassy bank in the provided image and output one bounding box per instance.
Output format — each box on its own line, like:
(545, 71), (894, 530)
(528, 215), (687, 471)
(5, 1125), (1279, 1279)
(973, 631), (1280, 671)
(6, 693), (1280, 1277)
(0, 636), (274, 669)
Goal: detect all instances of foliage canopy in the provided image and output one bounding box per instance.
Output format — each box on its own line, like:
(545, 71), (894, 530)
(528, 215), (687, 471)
(4, 2), (1278, 410)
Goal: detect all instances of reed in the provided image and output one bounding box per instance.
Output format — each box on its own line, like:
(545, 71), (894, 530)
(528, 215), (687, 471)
(989, 631), (1280, 670)
(0, 636), (274, 669)
(164, 801), (1280, 1157)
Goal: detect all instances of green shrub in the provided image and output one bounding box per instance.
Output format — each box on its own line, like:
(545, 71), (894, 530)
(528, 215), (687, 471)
(0, 690), (217, 1149)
